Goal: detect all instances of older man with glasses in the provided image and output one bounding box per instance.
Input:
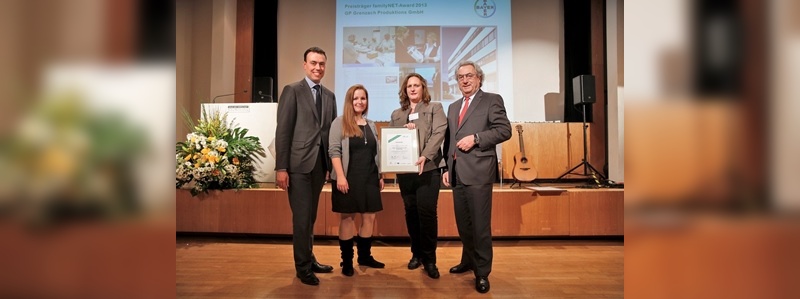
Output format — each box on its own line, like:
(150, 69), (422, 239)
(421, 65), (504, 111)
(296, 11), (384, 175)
(442, 61), (511, 294)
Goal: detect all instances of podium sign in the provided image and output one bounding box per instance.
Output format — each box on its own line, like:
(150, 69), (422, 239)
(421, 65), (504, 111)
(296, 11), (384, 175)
(202, 103), (278, 182)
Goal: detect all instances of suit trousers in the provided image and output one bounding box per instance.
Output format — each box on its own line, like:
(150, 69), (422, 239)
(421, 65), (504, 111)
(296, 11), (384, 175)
(288, 151), (326, 274)
(398, 170), (441, 264)
(452, 159), (494, 277)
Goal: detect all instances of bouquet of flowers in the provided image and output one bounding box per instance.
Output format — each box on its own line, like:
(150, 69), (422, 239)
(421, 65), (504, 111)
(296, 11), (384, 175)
(176, 109), (264, 196)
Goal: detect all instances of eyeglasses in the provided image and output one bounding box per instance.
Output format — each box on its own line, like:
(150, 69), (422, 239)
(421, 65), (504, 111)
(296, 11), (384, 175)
(457, 73), (476, 80)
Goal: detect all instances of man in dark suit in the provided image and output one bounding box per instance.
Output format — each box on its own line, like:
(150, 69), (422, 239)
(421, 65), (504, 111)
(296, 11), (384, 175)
(442, 61), (511, 293)
(275, 47), (338, 286)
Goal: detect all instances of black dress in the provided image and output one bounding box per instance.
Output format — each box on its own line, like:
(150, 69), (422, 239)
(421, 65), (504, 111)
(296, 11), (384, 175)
(332, 125), (383, 213)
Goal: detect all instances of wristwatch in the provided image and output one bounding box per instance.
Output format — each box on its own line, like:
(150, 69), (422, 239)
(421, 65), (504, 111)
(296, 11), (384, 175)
(474, 133), (480, 146)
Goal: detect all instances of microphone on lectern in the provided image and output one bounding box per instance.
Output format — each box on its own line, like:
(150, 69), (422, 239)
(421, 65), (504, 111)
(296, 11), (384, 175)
(212, 89), (248, 103)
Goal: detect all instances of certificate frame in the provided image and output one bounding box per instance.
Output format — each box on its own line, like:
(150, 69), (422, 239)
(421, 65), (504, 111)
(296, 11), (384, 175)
(380, 127), (420, 173)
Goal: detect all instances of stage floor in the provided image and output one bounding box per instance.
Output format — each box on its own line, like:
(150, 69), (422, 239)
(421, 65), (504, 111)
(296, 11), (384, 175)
(176, 236), (624, 298)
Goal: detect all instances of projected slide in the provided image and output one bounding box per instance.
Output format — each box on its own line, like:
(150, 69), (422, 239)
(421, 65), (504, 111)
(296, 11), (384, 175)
(336, 0), (512, 121)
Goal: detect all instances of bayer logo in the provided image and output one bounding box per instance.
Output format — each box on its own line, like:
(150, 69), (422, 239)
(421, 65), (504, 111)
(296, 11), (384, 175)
(474, 0), (497, 18)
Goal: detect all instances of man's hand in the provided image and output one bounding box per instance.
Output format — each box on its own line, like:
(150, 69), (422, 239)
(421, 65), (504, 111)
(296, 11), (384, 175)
(404, 123), (417, 129)
(276, 171), (289, 190)
(442, 171), (451, 187)
(456, 134), (476, 152)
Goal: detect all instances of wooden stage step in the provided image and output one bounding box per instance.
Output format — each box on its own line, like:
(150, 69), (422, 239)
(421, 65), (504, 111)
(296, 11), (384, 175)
(177, 184), (623, 237)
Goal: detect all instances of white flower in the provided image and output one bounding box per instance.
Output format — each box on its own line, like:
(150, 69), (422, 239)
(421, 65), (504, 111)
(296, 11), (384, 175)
(176, 168), (189, 180)
(211, 139), (228, 149)
(224, 164), (239, 176)
(192, 167), (211, 179)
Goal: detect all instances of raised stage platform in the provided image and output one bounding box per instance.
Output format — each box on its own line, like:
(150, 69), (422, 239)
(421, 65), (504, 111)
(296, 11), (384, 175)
(176, 183), (623, 237)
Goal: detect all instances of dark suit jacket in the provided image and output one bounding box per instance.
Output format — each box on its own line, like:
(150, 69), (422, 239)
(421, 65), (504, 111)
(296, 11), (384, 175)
(275, 78), (337, 173)
(389, 101), (448, 173)
(444, 90), (511, 185)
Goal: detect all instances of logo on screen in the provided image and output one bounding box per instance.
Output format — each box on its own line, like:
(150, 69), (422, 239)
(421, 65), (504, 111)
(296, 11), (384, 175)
(474, 0), (496, 18)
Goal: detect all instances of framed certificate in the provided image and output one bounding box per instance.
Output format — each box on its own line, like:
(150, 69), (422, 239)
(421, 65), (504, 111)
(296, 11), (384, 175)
(380, 127), (420, 173)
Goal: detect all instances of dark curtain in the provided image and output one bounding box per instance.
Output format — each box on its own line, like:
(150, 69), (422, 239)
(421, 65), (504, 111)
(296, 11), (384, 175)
(252, 0), (279, 102)
(563, 0), (593, 122)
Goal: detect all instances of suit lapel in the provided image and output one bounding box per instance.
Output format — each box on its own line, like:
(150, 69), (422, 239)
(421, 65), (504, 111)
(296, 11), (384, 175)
(456, 91), (482, 133)
(450, 99), (462, 134)
(415, 102), (429, 116)
(406, 102), (427, 124)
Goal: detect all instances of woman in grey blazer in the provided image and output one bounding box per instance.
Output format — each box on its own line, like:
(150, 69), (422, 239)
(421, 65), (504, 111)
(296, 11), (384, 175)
(329, 84), (385, 276)
(389, 73), (448, 279)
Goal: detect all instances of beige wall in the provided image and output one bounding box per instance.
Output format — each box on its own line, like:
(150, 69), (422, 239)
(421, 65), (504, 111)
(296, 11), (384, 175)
(276, 0), (338, 95)
(607, 0), (624, 182)
(510, 0), (563, 122)
(176, 0), (237, 142)
(176, 0), (193, 142)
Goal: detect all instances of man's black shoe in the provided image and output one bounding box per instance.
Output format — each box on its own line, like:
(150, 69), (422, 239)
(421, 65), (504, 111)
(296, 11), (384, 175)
(311, 262), (333, 273)
(475, 276), (490, 293)
(449, 263), (472, 274)
(296, 271), (319, 286)
(407, 257), (421, 270)
(424, 263), (440, 279)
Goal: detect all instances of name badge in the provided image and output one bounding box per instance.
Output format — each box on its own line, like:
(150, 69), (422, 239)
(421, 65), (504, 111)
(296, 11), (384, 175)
(409, 113), (419, 121)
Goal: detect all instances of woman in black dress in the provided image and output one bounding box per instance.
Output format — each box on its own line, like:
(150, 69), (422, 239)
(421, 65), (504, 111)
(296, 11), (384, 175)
(328, 84), (385, 276)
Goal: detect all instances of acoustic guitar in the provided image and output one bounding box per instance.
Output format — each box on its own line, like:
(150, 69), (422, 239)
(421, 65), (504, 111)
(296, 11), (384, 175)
(512, 125), (537, 182)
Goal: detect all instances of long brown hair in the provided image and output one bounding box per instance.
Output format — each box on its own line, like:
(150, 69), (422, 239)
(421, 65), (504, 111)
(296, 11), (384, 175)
(342, 84), (369, 138)
(398, 73), (431, 111)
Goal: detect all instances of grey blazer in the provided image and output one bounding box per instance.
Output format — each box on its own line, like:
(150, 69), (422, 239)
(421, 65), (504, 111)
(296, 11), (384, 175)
(274, 78), (337, 173)
(389, 101), (447, 173)
(444, 90), (512, 185)
(328, 116), (380, 181)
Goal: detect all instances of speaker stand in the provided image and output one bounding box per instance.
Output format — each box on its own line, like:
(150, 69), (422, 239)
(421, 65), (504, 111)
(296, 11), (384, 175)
(509, 179), (525, 189)
(509, 179), (539, 189)
(557, 103), (606, 183)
